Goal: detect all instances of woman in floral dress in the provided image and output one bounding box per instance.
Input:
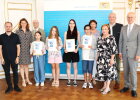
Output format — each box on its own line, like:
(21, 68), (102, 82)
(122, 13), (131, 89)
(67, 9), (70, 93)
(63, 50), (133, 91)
(96, 24), (117, 94)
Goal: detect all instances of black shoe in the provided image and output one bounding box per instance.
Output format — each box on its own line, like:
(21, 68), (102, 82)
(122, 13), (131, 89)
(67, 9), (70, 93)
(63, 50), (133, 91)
(14, 86), (22, 92)
(120, 87), (129, 93)
(73, 80), (77, 87)
(5, 87), (13, 94)
(131, 90), (137, 97)
(67, 80), (71, 86)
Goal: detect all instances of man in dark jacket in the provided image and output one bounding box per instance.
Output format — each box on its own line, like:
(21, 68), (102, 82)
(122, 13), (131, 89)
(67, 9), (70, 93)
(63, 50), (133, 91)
(108, 12), (123, 89)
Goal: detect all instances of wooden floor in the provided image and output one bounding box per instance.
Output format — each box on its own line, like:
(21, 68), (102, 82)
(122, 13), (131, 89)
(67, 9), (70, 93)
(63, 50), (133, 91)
(0, 72), (140, 100)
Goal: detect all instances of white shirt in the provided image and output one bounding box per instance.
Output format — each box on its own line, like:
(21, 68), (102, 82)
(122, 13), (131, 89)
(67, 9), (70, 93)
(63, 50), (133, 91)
(30, 41), (46, 55)
(33, 28), (39, 32)
(81, 34), (97, 60)
(127, 23), (134, 34)
(46, 37), (63, 58)
(109, 23), (116, 35)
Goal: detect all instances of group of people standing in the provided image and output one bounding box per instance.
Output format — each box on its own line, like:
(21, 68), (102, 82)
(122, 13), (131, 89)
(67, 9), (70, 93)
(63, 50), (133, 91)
(0, 12), (139, 98)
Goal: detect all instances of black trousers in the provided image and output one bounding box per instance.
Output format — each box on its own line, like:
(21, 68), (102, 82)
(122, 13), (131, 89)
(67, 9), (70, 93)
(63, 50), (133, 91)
(2, 58), (18, 88)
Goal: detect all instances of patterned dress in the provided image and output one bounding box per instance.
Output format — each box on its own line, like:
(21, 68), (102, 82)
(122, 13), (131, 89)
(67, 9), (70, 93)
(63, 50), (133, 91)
(16, 29), (32, 65)
(95, 35), (117, 81)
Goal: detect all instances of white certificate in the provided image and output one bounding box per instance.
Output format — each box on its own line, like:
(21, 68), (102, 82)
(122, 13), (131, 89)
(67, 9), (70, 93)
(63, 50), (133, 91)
(66, 39), (75, 52)
(48, 39), (57, 51)
(82, 35), (92, 49)
(33, 42), (43, 55)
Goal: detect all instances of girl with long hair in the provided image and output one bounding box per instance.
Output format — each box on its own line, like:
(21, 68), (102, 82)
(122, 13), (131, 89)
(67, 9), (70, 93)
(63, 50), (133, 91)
(46, 26), (63, 87)
(63, 19), (80, 87)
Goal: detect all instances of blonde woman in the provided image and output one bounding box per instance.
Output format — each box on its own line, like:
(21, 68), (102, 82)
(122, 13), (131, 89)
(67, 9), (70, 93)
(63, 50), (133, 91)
(46, 26), (63, 87)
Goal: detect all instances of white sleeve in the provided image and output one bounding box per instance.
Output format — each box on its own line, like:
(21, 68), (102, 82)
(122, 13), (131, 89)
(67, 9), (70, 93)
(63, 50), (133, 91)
(30, 42), (34, 55)
(42, 42), (46, 54)
(58, 37), (63, 50)
(91, 35), (97, 50)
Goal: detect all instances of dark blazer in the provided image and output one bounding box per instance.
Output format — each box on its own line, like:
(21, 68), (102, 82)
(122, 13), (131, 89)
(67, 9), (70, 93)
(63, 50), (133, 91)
(109, 23), (123, 48)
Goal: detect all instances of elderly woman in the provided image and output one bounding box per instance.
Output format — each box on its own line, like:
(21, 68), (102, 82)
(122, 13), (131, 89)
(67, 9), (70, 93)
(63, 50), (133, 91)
(95, 24), (117, 94)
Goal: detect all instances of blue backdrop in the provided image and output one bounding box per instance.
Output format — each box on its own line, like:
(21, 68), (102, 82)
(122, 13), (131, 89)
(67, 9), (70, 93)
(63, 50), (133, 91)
(44, 10), (112, 75)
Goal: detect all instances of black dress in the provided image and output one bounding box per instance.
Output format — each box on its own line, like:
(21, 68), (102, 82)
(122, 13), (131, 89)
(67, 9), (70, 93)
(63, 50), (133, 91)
(63, 31), (79, 62)
(95, 35), (117, 81)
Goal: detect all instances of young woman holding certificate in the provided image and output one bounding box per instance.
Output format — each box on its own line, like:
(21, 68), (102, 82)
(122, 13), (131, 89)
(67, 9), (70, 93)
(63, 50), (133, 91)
(46, 26), (63, 87)
(30, 31), (46, 86)
(80, 25), (96, 89)
(63, 19), (80, 87)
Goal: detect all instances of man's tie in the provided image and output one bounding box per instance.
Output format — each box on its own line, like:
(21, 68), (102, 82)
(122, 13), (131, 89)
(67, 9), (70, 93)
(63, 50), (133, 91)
(127, 25), (131, 38)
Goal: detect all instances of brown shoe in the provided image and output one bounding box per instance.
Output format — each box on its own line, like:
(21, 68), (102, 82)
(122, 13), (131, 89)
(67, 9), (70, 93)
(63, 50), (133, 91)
(114, 83), (120, 89)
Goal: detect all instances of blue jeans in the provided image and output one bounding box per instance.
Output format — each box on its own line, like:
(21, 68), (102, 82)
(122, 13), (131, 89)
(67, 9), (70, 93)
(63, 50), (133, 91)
(82, 60), (94, 74)
(33, 55), (45, 83)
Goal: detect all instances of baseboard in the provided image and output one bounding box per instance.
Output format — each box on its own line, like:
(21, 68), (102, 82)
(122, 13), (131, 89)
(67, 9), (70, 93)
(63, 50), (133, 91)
(45, 73), (84, 80)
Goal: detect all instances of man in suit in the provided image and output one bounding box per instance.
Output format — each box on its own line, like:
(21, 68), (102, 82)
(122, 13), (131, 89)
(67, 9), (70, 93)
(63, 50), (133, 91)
(32, 20), (46, 42)
(108, 12), (123, 89)
(119, 12), (140, 97)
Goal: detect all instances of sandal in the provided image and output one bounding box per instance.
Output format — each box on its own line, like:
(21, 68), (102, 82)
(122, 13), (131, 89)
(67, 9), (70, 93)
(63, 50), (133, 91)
(102, 88), (111, 94)
(26, 80), (32, 85)
(55, 81), (59, 87)
(100, 88), (104, 92)
(52, 81), (56, 86)
(22, 80), (26, 87)
(100, 87), (106, 92)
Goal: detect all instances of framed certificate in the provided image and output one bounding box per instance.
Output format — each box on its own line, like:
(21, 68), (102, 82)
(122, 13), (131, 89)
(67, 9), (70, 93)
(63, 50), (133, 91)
(33, 42), (43, 55)
(82, 35), (92, 49)
(99, 2), (110, 9)
(66, 39), (75, 52)
(48, 39), (57, 51)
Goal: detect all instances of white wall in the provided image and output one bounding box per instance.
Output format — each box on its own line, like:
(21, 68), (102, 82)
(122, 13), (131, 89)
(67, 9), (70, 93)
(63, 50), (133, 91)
(0, 0), (5, 34)
(36, 0), (44, 29)
(44, 0), (101, 11)
(0, 0), (44, 79)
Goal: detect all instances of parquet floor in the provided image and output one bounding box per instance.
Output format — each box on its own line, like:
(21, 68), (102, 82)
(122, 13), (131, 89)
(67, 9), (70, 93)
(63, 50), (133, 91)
(0, 72), (139, 100)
